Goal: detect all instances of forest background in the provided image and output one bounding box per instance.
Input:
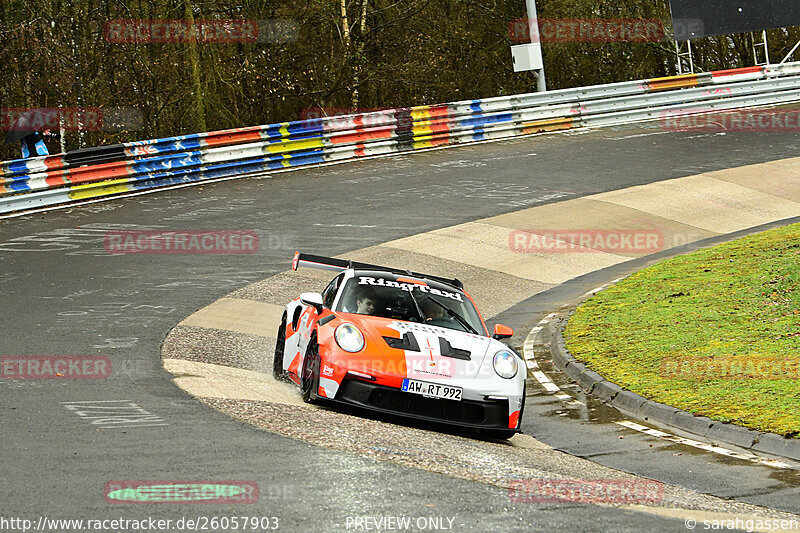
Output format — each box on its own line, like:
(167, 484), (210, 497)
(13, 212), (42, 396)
(2, 0), (799, 159)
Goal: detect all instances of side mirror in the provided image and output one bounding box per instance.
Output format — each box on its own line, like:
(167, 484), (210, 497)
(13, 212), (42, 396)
(300, 292), (324, 313)
(492, 324), (514, 340)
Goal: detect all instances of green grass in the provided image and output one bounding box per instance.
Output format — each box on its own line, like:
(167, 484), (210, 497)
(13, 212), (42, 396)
(564, 223), (800, 438)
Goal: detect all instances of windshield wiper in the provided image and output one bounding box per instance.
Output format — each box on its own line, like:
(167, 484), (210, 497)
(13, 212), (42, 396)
(423, 297), (479, 335)
(406, 288), (427, 322)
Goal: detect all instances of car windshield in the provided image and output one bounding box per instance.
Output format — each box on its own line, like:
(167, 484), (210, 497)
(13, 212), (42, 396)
(335, 274), (486, 335)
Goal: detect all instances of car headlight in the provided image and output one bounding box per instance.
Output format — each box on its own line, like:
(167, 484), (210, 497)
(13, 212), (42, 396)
(335, 323), (365, 353)
(493, 350), (518, 379)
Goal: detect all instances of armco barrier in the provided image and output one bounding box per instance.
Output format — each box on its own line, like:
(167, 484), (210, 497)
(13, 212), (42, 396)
(3, 62), (800, 215)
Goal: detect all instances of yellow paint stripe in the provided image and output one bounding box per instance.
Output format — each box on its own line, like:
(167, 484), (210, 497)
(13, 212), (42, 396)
(522, 117), (575, 132)
(411, 106), (432, 120)
(647, 74), (699, 91)
(279, 123), (290, 137)
(265, 138), (324, 154)
(69, 178), (133, 200)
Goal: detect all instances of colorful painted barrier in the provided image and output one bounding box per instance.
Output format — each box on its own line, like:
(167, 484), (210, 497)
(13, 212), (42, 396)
(2, 62), (800, 214)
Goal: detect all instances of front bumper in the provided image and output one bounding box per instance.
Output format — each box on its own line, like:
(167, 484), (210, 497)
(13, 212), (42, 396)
(332, 378), (517, 431)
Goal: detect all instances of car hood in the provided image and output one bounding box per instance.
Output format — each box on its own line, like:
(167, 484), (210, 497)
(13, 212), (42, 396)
(339, 314), (495, 380)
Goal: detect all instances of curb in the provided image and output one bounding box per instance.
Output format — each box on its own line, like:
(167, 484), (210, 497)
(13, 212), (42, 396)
(549, 317), (800, 463)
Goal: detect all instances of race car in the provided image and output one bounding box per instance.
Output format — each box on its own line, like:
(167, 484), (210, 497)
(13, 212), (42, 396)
(273, 252), (526, 439)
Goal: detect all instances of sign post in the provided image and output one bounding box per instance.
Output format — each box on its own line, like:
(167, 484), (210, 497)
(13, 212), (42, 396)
(511, 0), (546, 92)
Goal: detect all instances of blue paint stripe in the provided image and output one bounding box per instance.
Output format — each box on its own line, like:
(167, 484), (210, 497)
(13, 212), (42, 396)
(129, 152), (205, 174)
(458, 113), (513, 128)
(7, 160), (33, 174)
(124, 150), (324, 186)
(7, 179), (31, 191)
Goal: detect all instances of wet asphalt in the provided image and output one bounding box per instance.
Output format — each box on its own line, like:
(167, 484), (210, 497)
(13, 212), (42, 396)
(2, 122), (800, 531)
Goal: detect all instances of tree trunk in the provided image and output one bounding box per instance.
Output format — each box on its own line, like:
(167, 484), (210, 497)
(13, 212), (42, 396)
(183, 0), (207, 133)
(351, 0), (368, 109)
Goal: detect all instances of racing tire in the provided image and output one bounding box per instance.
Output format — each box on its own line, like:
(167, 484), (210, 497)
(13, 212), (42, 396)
(300, 334), (321, 404)
(273, 312), (288, 381)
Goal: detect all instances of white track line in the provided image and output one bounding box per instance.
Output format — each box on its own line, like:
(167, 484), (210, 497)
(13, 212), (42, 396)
(522, 284), (793, 470)
(581, 278), (624, 299)
(523, 313), (560, 393)
(616, 421), (792, 469)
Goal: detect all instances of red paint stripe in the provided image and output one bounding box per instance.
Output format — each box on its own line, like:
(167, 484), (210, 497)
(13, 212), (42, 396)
(330, 128), (393, 145)
(45, 170), (70, 188)
(429, 137), (451, 147)
(202, 128), (262, 147)
(712, 66), (763, 78)
(44, 156), (66, 170)
(65, 161), (131, 184)
(429, 120), (451, 134)
(396, 277), (427, 285)
(426, 105), (450, 118)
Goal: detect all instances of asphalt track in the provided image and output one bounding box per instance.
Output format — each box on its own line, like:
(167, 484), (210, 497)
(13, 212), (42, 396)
(2, 121), (800, 531)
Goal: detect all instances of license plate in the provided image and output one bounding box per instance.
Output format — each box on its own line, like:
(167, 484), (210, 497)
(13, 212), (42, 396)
(401, 379), (462, 401)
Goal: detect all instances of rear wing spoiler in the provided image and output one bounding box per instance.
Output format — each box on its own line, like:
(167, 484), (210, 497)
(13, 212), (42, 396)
(291, 251), (464, 290)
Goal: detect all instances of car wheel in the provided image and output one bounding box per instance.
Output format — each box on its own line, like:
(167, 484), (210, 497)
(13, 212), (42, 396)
(273, 312), (287, 381)
(300, 334), (320, 404)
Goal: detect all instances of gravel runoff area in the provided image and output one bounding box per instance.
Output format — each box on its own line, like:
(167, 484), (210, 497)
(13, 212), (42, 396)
(162, 270), (800, 521)
(197, 396), (798, 519)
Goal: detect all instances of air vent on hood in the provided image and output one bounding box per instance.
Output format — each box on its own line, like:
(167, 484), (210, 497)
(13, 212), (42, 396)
(382, 332), (420, 352)
(438, 337), (471, 360)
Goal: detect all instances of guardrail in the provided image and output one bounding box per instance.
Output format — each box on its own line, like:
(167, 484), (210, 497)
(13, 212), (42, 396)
(2, 62), (800, 215)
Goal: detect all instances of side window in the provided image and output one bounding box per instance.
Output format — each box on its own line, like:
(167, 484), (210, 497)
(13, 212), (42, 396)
(322, 273), (344, 309)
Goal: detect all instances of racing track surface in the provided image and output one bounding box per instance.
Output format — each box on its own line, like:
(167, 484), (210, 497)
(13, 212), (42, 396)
(2, 122), (800, 531)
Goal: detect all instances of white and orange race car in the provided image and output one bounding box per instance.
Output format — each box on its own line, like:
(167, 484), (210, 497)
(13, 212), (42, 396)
(274, 253), (526, 438)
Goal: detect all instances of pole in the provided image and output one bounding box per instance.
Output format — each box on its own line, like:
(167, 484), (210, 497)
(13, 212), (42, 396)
(525, 0), (546, 91)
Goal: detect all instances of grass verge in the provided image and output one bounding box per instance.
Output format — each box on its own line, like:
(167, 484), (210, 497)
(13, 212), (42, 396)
(564, 222), (800, 437)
